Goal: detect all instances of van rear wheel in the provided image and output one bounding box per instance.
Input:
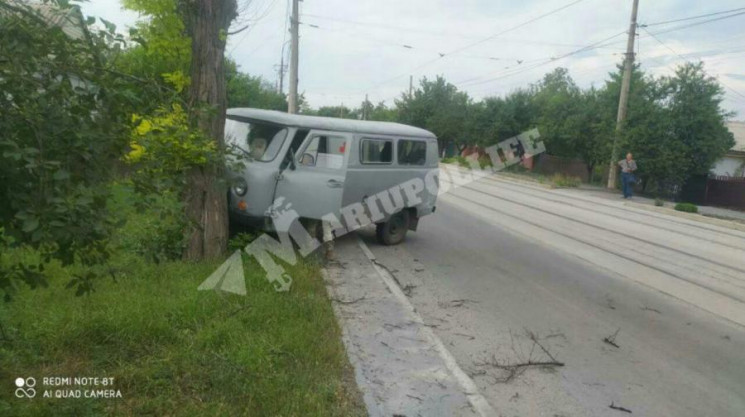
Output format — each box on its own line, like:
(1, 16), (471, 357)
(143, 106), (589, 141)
(376, 210), (409, 245)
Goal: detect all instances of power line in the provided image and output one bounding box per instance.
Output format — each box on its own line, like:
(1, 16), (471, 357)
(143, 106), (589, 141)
(644, 7), (745, 27)
(301, 12), (621, 51)
(360, 0), (594, 92)
(597, 11), (745, 51)
(457, 30), (627, 88)
(228, 0), (282, 54)
(446, 0), (590, 57)
(643, 11), (745, 37)
(641, 27), (745, 102)
(301, 21), (551, 62)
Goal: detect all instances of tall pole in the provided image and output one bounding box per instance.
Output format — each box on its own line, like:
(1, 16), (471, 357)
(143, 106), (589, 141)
(363, 93), (368, 120)
(409, 75), (413, 99)
(278, 54), (285, 94)
(607, 0), (640, 189)
(288, 0), (299, 114)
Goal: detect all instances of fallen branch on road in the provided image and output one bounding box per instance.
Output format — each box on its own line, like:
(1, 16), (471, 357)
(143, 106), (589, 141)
(330, 296), (366, 305)
(603, 328), (621, 348)
(609, 402), (632, 413)
(473, 329), (565, 383)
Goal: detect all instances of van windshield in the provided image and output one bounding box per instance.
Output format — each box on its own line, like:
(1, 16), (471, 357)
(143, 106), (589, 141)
(225, 118), (288, 162)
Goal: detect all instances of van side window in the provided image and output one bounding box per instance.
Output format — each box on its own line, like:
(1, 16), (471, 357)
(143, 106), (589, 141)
(360, 139), (392, 164)
(398, 139), (427, 165)
(299, 135), (346, 169)
(280, 128), (309, 170)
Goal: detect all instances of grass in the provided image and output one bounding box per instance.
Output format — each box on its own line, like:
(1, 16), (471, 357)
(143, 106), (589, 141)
(549, 173), (582, 189)
(675, 202), (699, 213)
(0, 184), (364, 417)
(441, 155), (473, 169)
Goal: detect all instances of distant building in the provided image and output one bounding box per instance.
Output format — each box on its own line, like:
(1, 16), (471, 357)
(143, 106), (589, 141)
(3, 1), (87, 40)
(711, 122), (745, 178)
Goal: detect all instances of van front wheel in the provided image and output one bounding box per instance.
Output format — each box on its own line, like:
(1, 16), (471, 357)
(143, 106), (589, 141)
(376, 210), (410, 245)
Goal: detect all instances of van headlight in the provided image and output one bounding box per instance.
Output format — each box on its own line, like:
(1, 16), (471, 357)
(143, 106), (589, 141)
(232, 178), (248, 196)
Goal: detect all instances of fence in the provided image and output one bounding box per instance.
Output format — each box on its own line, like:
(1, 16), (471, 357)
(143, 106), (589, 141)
(533, 154), (591, 182)
(705, 176), (745, 209)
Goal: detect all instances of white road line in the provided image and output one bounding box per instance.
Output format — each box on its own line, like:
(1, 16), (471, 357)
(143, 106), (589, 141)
(355, 235), (497, 417)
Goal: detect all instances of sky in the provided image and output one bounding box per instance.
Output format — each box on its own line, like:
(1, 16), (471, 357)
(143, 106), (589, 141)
(79, 0), (745, 119)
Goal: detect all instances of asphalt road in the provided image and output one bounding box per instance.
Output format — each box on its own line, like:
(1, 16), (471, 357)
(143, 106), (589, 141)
(358, 171), (745, 416)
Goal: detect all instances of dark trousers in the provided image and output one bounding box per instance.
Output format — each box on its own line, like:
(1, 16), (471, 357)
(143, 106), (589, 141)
(621, 172), (634, 198)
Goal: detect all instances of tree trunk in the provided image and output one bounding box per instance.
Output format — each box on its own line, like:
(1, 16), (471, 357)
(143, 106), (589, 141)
(181, 0), (237, 260)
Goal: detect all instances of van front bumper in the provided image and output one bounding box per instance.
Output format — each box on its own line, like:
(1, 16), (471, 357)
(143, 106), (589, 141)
(229, 211), (275, 232)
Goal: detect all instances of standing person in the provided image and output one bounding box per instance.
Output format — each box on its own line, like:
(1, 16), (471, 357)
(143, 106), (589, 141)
(618, 152), (637, 199)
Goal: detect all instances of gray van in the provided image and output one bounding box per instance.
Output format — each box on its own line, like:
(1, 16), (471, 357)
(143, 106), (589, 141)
(225, 108), (439, 245)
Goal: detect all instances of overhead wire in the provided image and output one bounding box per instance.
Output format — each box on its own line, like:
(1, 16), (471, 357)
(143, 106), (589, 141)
(643, 7), (745, 27)
(641, 27), (745, 103)
(359, 0), (594, 93)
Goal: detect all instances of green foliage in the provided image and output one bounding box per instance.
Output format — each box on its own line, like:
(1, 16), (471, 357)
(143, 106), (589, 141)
(0, 1), (145, 298)
(0, 249), (365, 416)
(109, 184), (186, 263)
(396, 76), (472, 151)
(550, 173), (582, 188)
(125, 103), (218, 195)
(0, 229), (50, 302)
(655, 198), (665, 207)
(469, 89), (536, 146)
(661, 62), (735, 176)
(329, 62), (734, 197)
(228, 231), (259, 251)
(119, 0), (191, 83)
(226, 59), (288, 110)
(441, 156), (472, 169)
(675, 202), (699, 213)
(314, 105), (356, 119)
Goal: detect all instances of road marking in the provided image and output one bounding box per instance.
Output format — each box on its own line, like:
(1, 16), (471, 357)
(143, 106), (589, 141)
(356, 235), (497, 417)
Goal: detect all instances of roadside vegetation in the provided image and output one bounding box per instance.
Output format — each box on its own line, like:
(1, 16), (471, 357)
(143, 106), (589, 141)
(1, 2), (363, 416)
(0, 185), (364, 417)
(548, 174), (582, 189)
(332, 67), (734, 196)
(675, 202), (699, 213)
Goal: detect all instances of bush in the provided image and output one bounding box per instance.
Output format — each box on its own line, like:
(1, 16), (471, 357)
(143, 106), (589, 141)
(0, 4), (138, 298)
(550, 173), (582, 188)
(110, 184), (187, 263)
(675, 202), (698, 213)
(441, 156), (473, 169)
(478, 154), (493, 170)
(655, 198), (664, 207)
(228, 231), (259, 251)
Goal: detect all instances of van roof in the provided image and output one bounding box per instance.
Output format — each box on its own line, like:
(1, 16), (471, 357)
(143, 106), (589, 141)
(227, 108), (436, 139)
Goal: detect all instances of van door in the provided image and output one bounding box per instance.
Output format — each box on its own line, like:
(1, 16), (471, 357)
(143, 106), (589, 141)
(273, 130), (350, 220)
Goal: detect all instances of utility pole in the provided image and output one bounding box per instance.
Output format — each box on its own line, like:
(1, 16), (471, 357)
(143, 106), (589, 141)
(277, 54), (285, 94)
(409, 75), (413, 99)
(363, 93), (368, 120)
(288, 0), (299, 114)
(607, 0), (640, 189)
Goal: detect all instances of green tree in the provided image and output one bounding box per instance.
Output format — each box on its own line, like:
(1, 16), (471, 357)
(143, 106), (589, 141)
(120, 0), (191, 79)
(226, 59), (287, 110)
(313, 105), (356, 119)
(368, 101), (398, 122)
(396, 76), (471, 152)
(662, 62), (735, 177)
(531, 68), (583, 157)
(179, 0), (237, 260)
(471, 89), (537, 146)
